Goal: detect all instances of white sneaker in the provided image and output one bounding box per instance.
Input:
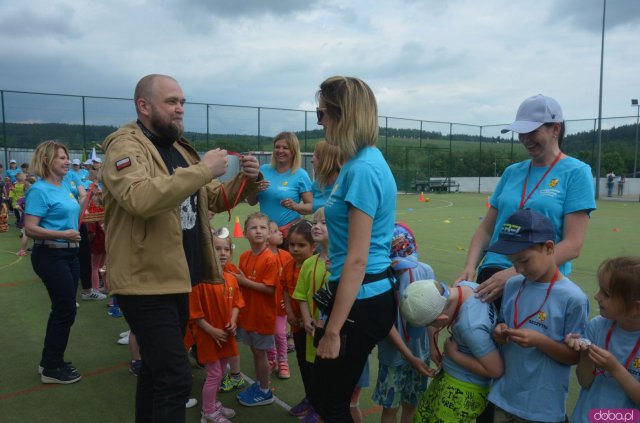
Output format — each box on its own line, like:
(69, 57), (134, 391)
(117, 334), (129, 345)
(185, 398), (198, 408)
(215, 402), (235, 418)
(81, 289), (107, 301)
(201, 410), (231, 423)
(119, 330), (130, 338)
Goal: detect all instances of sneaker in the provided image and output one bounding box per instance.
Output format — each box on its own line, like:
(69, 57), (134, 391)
(277, 361), (290, 379)
(201, 410), (231, 423)
(119, 330), (130, 338)
(287, 343), (296, 353)
(38, 361), (76, 375)
(289, 398), (313, 417)
(302, 411), (321, 423)
(214, 401), (235, 418)
(220, 373), (245, 393)
(185, 398), (198, 409)
(238, 384), (274, 407)
(41, 366), (82, 384)
(117, 333), (129, 345)
(76, 302), (80, 308)
(81, 289), (107, 301)
(129, 359), (142, 376)
(108, 306), (123, 318)
(236, 382), (259, 401)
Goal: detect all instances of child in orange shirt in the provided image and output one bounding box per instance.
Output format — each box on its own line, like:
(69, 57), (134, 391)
(234, 212), (279, 407)
(190, 233), (245, 423)
(266, 220), (295, 379)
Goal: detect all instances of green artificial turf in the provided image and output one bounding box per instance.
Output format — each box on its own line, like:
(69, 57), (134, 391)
(0, 193), (637, 422)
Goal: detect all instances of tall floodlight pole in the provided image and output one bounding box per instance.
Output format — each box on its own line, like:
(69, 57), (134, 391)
(594, 0), (606, 199)
(633, 99), (639, 177)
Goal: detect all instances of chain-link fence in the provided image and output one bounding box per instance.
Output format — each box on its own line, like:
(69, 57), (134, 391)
(2, 90), (638, 192)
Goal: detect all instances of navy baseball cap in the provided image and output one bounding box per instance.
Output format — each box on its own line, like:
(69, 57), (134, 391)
(487, 209), (555, 255)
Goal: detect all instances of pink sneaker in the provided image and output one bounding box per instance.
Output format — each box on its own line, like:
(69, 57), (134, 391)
(214, 401), (235, 419)
(201, 410), (231, 423)
(277, 361), (290, 379)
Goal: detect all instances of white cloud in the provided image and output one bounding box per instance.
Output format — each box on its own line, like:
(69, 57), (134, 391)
(0, 0), (639, 134)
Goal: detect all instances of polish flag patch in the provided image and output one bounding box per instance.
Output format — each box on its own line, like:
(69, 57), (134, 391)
(115, 157), (131, 171)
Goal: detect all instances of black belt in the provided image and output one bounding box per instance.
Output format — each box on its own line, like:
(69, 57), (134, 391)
(34, 240), (80, 248)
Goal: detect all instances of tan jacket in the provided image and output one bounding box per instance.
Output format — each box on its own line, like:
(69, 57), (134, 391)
(101, 121), (258, 295)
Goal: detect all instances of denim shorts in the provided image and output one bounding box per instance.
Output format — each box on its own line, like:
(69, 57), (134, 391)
(238, 328), (275, 350)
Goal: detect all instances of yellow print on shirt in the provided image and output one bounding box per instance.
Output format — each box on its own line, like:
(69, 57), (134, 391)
(537, 311), (547, 322)
(633, 357), (640, 369)
(548, 179), (559, 188)
(282, 181), (288, 186)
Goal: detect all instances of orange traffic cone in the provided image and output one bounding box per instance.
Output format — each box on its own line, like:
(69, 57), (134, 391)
(419, 192), (425, 202)
(233, 216), (243, 238)
(485, 196), (490, 208)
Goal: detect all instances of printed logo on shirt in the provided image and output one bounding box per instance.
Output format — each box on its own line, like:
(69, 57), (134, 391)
(548, 178), (559, 188)
(115, 157), (132, 171)
(538, 187), (561, 198)
(68, 193), (75, 200)
(282, 181), (288, 186)
(633, 357), (640, 369)
(537, 311), (547, 322)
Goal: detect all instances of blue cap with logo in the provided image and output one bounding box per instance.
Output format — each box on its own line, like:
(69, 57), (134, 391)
(487, 209), (555, 255)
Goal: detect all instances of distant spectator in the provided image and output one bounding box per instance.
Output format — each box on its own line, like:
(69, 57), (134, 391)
(6, 159), (21, 183)
(21, 162), (29, 176)
(606, 170), (615, 197)
(617, 174), (625, 196)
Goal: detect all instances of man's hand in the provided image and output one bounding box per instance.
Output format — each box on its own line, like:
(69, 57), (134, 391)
(203, 148), (228, 178)
(240, 155), (260, 181)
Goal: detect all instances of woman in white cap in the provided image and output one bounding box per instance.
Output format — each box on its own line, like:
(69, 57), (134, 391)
(456, 94), (597, 421)
(7, 159), (22, 184)
(457, 94), (596, 307)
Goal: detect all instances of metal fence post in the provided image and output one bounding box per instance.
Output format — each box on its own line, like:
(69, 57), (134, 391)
(1, 91), (7, 167)
(82, 96), (87, 154)
(206, 104), (210, 150)
(257, 107), (261, 151)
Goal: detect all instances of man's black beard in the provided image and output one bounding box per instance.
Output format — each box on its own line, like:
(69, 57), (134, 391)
(149, 114), (183, 147)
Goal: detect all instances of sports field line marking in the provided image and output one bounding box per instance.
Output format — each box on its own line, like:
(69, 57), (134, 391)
(0, 250), (23, 271)
(0, 361), (129, 401)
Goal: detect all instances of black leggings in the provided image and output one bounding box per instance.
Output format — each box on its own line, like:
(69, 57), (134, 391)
(308, 288), (396, 423)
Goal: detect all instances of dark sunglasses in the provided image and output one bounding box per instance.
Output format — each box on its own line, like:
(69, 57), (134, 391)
(316, 108), (326, 125)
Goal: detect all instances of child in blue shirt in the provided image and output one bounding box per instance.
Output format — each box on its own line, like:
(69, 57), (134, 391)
(373, 223), (435, 423)
(566, 256), (640, 422)
(488, 209), (589, 422)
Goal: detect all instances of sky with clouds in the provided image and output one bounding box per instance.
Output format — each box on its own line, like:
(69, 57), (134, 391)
(1, 0), (639, 136)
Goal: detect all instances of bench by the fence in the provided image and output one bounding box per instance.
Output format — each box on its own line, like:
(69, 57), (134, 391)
(411, 178), (460, 193)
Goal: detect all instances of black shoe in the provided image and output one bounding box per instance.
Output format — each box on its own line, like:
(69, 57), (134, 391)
(38, 361), (76, 375)
(41, 366), (82, 384)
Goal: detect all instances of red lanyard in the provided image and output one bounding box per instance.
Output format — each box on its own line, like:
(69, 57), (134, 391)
(519, 152), (563, 209)
(433, 286), (463, 364)
(219, 151), (247, 222)
(78, 181), (97, 226)
(311, 255), (329, 316)
(593, 320), (640, 377)
(513, 268), (559, 329)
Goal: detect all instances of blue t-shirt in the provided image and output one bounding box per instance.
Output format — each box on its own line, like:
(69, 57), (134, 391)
(325, 147), (397, 299)
(570, 316), (640, 422)
(377, 262), (435, 366)
(6, 168), (22, 184)
(311, 180), (334, 213)
(489, 274), (589, 422)
(443, 281), (499, 388)
(484, 156), (596, 276)
(63, 170), (83, 198)
(257, 164), (312, 227)
(26, 179), (80, 236)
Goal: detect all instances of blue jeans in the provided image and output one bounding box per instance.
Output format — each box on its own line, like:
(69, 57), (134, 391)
(31, 245), (80, 369)
(118, 294), (192, 423)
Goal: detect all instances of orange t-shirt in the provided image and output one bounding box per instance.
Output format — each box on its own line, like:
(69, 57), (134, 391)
(237, 248), (279, 335)
(273, 249), (293, 317)
(188, 272), (245, 364)
(282, 259), (303, 333)
(225, 262), (240, 274)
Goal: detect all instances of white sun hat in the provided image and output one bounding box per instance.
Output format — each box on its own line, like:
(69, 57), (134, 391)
(400, 279), (449, 327)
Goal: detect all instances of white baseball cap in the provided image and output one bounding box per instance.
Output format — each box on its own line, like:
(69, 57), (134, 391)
(84, 159), (93, 165)
(501, 94), (564, 134)
(400, 279), (449, 327)
(92, 157), (102, 163)
(9, 159), (16, 164)
(72, 159), (81, 166)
